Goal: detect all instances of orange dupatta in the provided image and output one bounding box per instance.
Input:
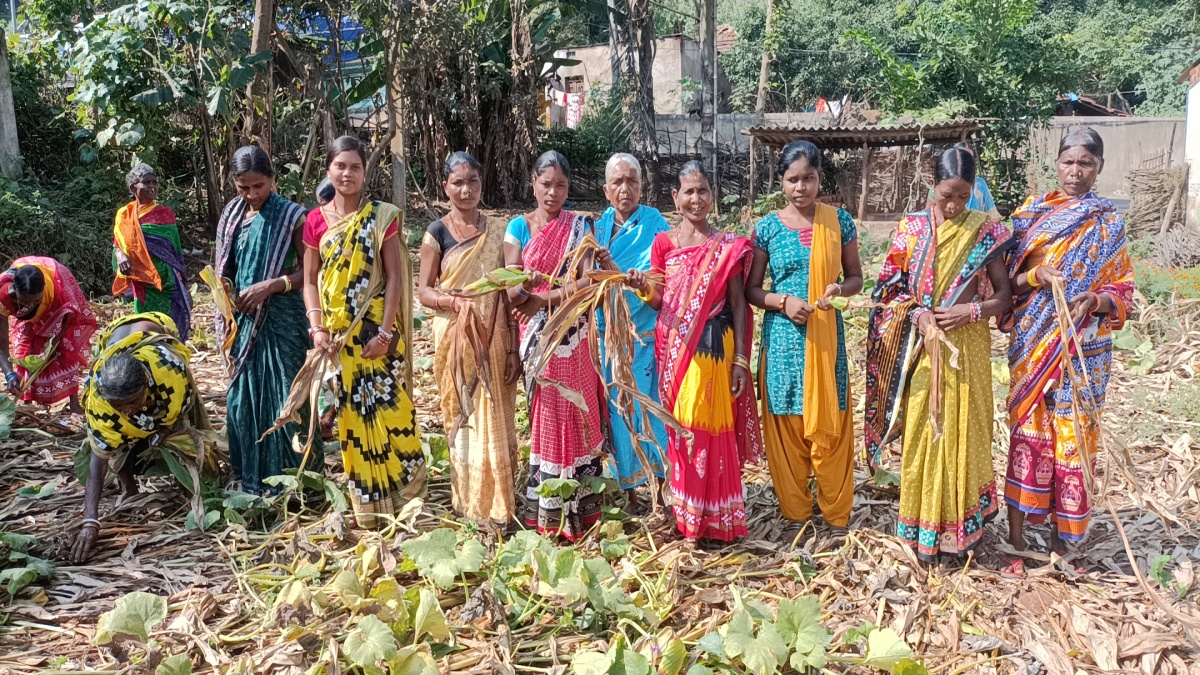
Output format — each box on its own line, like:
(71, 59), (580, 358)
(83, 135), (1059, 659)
(802, 203), (844, 450)
(112, 201), (164, 296)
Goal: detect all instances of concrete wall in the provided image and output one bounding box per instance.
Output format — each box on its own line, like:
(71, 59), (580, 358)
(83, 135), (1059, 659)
(553, 36), (730, 116)
(1028, 116), (1186, 199)
(655, 112), (828, 155)
(1187, 84), (1200, 229)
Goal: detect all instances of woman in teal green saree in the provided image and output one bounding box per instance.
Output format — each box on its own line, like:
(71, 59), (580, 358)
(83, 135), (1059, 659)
(215, 146), (321, 494)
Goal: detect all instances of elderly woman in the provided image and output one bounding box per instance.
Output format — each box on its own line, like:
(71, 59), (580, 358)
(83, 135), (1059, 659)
(593, 152), (671, 498)
(112, 164), (192, 341)
(1003, 128), (1134, 575)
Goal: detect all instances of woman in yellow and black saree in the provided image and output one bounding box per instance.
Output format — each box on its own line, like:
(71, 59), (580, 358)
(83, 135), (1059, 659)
(72, 312), (223, 563)
(302, 136), (425, 528)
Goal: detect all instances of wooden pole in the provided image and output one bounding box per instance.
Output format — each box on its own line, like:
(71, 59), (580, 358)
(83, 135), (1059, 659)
(246, 0), (275, 153)
(754, 0), (775, 115)
(749, 136), (758, 203)
(0, 27), (22, 179)
(858, 142), (872, 220)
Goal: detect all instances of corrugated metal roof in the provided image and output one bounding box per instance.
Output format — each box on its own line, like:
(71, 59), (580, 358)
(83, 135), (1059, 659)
(743, 119), (981, 149)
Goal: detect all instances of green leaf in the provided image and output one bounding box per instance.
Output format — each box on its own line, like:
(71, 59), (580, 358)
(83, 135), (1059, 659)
(115, 122), (144, 146)
(892, 658), (932, 675)
(323, 480), (349, 512)
(0, 397), (15, 439)
(872, 468), (901, 487)
(14, 354), (45, 371)
(344, 615), (397, 667)
(0, 568), (39, 598)
(0, 531), (37, 552)
(1113, 327), (1144, 352)
(388, 645), (440, 675)
(697, 632), (725, 657)
(400, 528), (486, 590)
(160, 448), (196, 493)
(599, 538), (631, 559)
(8, 551), (53, 577)
(863, 627), (915, 670)
(94, 591), (168, 644)
(536, 477), (579, 500)
(74, 445), (93, 484)
(411, 588), (450, 642)
(206, 86), (228, 117)
(723, 610), (788, 675)
(572, 650), (613, 675)
(658, 635), (687, 675)
(155, 654), (193, 675)
(843, 620), (876, 645)
(16, 482), (56, 500)
(1150, 554), (1173, 588)
(685, 667), (715, 675)
(776, 596), (831, 669)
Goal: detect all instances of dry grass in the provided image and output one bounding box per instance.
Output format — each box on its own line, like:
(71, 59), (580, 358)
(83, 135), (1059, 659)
(1, 268), (1200, 673)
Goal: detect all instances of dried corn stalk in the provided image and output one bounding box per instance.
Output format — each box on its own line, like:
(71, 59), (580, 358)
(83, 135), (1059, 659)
(444, 300), (495, 446)
(13, 336), (58, 399)
(199, 265), (237, 369)
(527, 236), (685, 510)
(923, 325), (960, 442)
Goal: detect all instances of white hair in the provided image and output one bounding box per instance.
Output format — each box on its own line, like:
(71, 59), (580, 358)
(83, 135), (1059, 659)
(605, 153), (642, 183)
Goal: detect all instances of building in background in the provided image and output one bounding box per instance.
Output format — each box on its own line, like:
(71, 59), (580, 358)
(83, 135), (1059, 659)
(1180, 55), (1200, 230)
(549, 34), (732, 121)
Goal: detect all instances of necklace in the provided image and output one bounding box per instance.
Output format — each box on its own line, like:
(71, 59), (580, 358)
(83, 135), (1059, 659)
(446, 212), (481, 241)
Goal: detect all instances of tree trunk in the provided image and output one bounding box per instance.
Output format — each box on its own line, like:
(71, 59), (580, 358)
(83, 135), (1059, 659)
(607, 0), (623, 90)
(482, 0), (537, 203)
(624, 0), (658, 200)
(0, 28), (23, 179)
(754, 0), (774, 115)
(245, 0), (275, 152)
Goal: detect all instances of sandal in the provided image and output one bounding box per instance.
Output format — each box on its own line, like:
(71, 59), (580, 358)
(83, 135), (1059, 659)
(828, 526), (849, 542)
(779, 521), (810, 548)
(1000, 555), (1026, 578)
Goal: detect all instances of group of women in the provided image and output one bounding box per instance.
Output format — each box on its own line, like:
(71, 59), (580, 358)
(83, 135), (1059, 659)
(0, 125), (1130, 573)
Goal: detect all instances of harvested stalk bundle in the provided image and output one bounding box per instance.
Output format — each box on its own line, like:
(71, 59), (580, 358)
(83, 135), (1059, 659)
(13, 337), (58, 400)
(1049, 276), (1200, 637)
(260, 343), (340, 474)
(525, 235), (685, 510)
(443, 300), (495, 446)
(922, 324), (960, 442)
(199, 265), (237, 367)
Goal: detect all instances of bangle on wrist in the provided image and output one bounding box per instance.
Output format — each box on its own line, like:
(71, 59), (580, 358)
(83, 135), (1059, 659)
(969, 302), (982, 324)
(280, 276), (292, 293)
(306, 308), (323, 318)
(1027, 265), (1046, 290)
(635, 287), (653, 303)
(777, 294), (789, 312)
(308, 326), (328, 336)
(81, 518), (100, 529)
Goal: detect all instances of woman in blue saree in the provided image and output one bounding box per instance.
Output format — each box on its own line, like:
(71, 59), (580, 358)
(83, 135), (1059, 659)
(215, 146), (321, 494)
(594, 153), (671, 498)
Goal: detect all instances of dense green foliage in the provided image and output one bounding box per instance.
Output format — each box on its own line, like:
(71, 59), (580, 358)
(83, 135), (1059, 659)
(720, 0), (1195, 116)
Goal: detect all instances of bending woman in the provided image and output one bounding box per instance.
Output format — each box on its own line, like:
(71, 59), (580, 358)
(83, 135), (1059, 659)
(593, 152), (670, 495)
(72, 312), (222, 563)
(216, 146), (321, 494)
(303, 135), (425, 529)
(418, 151), (520, 525)
(112, 163), (191, 340)
(0, 258), (98, 412)
(1003, 128), (1134, 573)
(864, 147), (1013, 563)
(505, 151), (607, 540)
(746, 141), (863, 543)
(627, 161), (760, 543)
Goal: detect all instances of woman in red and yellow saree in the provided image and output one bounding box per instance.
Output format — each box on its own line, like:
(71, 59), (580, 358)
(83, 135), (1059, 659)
(505, 151), (607, 541)
(0, 257), (98, 410)
(1003, 128), (1134, 573)
(628, 161), (761, 543)
(864, 148), (1013, 564)
(112, 164), (191, 341)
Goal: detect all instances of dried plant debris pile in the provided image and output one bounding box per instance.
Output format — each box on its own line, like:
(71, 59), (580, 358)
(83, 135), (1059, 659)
(2, 297), (1200, 674)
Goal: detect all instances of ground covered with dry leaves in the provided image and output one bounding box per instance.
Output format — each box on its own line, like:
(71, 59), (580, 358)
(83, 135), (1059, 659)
(2, 236), (1200, 675)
